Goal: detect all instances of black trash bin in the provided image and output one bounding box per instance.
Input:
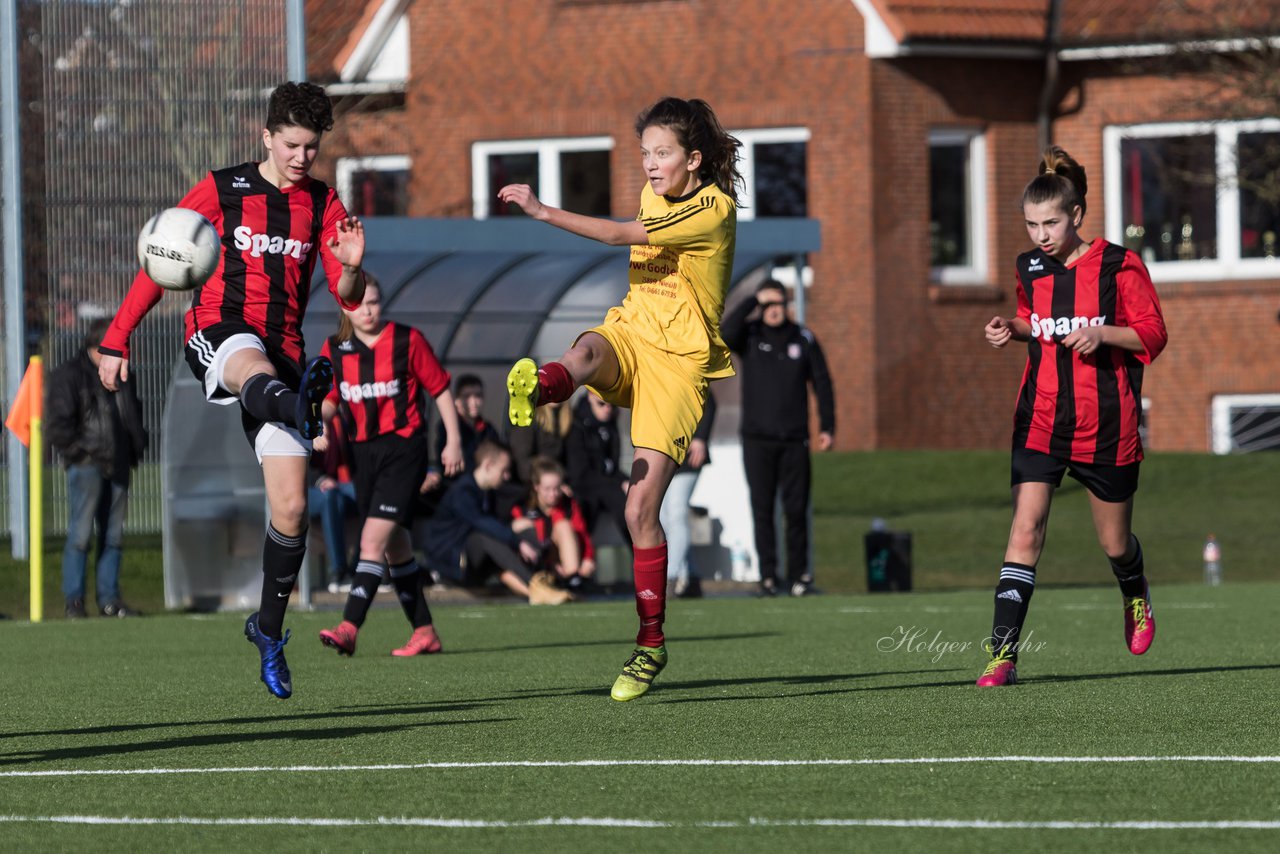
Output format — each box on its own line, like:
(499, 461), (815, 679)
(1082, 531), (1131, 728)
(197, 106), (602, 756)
(864, 528), (912, 592)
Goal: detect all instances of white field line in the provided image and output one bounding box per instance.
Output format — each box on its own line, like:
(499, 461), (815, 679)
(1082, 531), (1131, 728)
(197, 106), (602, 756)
(1, 814), (1278, 830)
(3, 755), (1279, 779)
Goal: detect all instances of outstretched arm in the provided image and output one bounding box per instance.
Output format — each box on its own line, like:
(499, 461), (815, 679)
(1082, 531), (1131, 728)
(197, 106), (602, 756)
(496, 184), (648, 247)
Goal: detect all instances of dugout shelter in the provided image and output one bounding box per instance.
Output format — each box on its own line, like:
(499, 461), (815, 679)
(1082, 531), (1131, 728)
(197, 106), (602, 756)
(161, 217), (820, 610)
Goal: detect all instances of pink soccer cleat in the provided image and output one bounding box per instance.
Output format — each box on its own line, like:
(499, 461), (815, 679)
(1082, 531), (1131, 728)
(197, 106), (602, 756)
(319, 620), (359, 656)
(391, 625), (443, 657)
(976, 642), (1018, 687)
(1124, 582), (1155, 655)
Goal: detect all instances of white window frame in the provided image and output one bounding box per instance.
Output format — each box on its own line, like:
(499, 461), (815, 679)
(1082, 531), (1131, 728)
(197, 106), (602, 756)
(928, 128), (989, 285)
(1104, 119), (1280, 282)
(336, 155), (410, 215)
(733, 127), (811, 221)
(1210, 393), (1280, 454)
(472, 136), (615, 220)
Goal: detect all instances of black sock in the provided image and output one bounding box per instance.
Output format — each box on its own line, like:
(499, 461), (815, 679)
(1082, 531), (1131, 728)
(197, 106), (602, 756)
(390, 559), (433, 629)
(990, 562), (1036, 659)
(239, 373), (297, 426)
(343, 560), (386, 627)
(258, 524), (306, 638)
(1110, 535), (1146, 599)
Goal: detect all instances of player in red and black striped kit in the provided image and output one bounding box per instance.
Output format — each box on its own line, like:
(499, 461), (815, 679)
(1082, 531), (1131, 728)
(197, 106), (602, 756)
(978, 146), (1167, 687)
(97, 83), (367, 699)
(315, 277), (464, 657)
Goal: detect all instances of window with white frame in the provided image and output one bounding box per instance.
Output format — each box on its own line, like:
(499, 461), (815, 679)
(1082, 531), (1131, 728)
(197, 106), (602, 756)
(734, 127), (809, 220)
(337, 155), (410, 217)
(1210, 393), (1280, 454)
(472, 137), (613, 219)
(1104, 120), (1280, 281)
(929, 128), (988, 284)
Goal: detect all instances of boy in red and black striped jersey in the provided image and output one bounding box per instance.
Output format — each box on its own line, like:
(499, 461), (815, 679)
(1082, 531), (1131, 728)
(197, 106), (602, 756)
(97, 83), (367, 699)
(978, 147), (1168, 688)
(315, 278), (464, 657)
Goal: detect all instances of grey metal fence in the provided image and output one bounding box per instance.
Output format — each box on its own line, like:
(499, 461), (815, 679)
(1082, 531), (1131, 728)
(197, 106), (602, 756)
(8, 0), (291, 536)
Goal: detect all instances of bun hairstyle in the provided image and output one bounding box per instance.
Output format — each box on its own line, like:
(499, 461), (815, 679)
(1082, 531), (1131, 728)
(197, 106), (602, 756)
(1022, 145), (1088, 218)
(636, 97), (744, 204)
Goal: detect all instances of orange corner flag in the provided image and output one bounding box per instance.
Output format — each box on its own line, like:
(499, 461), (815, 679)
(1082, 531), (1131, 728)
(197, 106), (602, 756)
(4, 357), (43, 447)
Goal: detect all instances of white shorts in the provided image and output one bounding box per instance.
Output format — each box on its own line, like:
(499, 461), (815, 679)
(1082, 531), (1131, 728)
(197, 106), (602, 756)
(186, 328), (311, 463)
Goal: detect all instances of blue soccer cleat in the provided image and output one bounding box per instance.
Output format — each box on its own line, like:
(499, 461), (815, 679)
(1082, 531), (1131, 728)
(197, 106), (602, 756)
(296, 356), (333, 440)
(245, 611), (293, 699)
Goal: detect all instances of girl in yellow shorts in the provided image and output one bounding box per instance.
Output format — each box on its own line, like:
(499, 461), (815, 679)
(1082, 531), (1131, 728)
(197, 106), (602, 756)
(498, 96), (741, 701)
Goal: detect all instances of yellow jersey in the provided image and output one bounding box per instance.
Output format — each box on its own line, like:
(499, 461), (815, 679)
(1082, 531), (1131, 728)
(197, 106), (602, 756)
(604, 181), (737, 378)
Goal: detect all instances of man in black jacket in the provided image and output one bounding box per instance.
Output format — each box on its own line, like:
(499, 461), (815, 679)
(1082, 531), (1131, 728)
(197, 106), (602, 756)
(566, 391), (631, 547)
(45, 319), (148, 618)
(721, 280), (835, 596)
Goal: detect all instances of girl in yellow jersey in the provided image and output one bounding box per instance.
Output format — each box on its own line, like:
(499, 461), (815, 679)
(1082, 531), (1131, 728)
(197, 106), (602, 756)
(498, 96), (741, 701)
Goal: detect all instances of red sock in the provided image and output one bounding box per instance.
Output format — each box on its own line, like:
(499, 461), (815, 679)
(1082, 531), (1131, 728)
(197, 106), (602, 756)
(632, 543), (668, 648)
(537, 362), (574, 405)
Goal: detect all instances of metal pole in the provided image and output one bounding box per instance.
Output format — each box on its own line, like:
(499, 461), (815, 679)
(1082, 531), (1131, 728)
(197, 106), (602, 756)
(2, 0), (28, 558)
(792, 253), (807, 324)
(287, 0), (310, 609)
(286, 0), (306, 82)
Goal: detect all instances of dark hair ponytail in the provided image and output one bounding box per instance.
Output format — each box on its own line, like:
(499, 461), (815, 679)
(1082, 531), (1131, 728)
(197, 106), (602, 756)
(1022, 145), (1087, 217)
(635, 97), (743, 204)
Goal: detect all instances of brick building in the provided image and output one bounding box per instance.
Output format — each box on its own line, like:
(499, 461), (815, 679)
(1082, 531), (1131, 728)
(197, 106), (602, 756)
(306, 0), (1280, 453)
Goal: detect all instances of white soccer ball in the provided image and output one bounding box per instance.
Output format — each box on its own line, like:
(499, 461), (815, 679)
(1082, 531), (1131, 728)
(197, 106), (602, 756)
(136, 207), (221, 291)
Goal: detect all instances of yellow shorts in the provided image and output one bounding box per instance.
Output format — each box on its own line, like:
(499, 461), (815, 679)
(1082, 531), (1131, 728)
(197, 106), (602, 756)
(578, 321), (708, 465)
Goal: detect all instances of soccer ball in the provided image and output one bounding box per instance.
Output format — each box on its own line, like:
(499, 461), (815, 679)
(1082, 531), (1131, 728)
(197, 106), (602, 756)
(137, 207), (221, 291)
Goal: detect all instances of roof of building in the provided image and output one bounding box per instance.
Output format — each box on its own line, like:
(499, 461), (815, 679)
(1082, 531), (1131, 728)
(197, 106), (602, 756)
(866, 0), (1276, 49)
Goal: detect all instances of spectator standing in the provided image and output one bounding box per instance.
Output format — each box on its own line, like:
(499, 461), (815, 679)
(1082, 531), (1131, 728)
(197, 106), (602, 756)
(308, 414), (358, 592)
(721, 279), (835, 597)
(46, 318), (149, 618)
(565, 391), (631, 546)
(659, 395), (716, 598)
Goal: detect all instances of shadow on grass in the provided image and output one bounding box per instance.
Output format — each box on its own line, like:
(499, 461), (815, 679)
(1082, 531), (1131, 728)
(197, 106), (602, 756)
(445, 631), (780, 656)
(0, 701), (498, 742)
(0, 715), (516, 767)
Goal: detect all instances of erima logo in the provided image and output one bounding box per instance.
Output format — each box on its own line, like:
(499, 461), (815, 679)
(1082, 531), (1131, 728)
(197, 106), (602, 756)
(232, 175), (250, 189)
(1027, 257), (1044, 272)
(997, 589), (1024, 603)
(232, 225), (314, 260)
(338, 340), (355, 352)
(1029, 312), (1108, 343)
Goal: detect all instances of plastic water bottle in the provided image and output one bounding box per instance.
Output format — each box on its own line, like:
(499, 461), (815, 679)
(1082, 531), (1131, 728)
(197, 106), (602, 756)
(1202, 535), (1222, 586)
(730, 539), (751, 581)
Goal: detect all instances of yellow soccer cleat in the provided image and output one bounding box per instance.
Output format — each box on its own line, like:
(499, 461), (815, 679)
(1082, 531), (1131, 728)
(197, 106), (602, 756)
(507, 357), (539, 427)
(610, 645), (668, 701)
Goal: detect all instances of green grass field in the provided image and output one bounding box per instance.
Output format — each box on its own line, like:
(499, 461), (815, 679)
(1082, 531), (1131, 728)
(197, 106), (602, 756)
(3, 450), (1278, 619)
(2, 583), (1278, 852)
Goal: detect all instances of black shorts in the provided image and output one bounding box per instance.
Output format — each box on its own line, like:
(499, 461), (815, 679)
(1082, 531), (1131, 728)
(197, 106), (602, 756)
(1011, 446), (1140, 503)
(184, 321), (304, 445)
(351, 433), (429, 526)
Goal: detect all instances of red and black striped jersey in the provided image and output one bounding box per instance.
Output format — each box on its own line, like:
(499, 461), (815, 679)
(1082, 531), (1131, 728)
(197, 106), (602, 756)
(320, 321), (451, 443)
(100, 163), (359, 364)
(1012, 239), (1167, 465)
